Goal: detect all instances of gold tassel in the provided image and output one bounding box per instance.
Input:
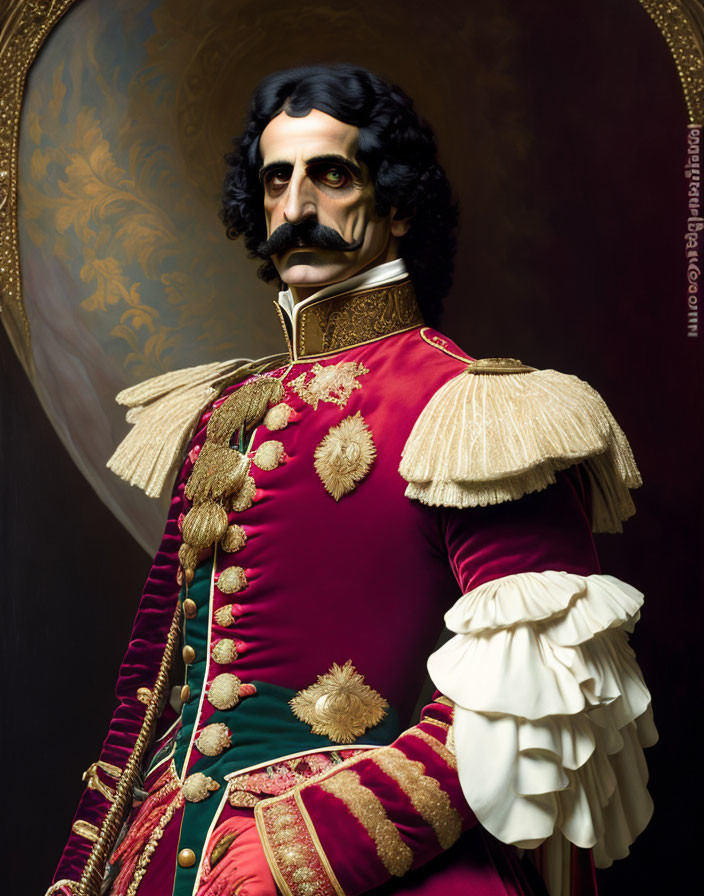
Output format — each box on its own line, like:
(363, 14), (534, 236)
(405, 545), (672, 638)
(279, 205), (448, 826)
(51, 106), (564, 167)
(181, 500), (229, 548)
(106, 354), (287, 498)
(177, 375), (285, 580)
(398, 360), (641, 533)
(185, 445), (251, 502)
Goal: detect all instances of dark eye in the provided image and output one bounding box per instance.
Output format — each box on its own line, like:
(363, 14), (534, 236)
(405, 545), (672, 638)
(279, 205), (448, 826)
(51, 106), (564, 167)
(264, 169), (291, 192)
(316, 165), (350, 188)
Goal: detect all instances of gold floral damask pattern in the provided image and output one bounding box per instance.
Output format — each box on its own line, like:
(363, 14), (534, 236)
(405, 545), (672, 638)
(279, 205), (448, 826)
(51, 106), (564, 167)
(0, 0), (79, 366)
(2, 0), (701, 380)
(12, 0), (277, 382)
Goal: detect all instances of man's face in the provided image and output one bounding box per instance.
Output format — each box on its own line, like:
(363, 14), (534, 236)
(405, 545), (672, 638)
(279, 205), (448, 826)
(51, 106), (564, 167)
(258, 109), (408, 297)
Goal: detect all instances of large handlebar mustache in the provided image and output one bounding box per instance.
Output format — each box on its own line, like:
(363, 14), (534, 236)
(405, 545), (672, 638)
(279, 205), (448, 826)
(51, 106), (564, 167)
(257, 221), (364, 258)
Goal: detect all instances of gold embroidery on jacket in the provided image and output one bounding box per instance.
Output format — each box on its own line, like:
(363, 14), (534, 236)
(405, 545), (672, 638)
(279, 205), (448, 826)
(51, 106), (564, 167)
(320, 770), (413, 876)
(217, 565), (248, 594)
(420, 717), (450, 731)
(211, 637), (238, 664)
(264, 402), (293, 430)
(255, 793), (344, 896)
(290, 660), (388, 743)
(179, 376), (283, 577)
(220, 523), (247, 553)
(228, 474), (256, 512)
(125, 782), (183, 896)
(182, 772), (220, 803)
(314, 413), (376, 501)
(207, 673), (242, 710)
(289, 361), (369, 409)
(210, 831), (239, 867)
(408, 726), (458, 770)
(371, 747), (461, 849)
(195, 722), (232, 757)
(82, 760), (121, 803)
(253, 439), (285, 471)
(296, 279), (423, 357)
(72, 820), (100, 842)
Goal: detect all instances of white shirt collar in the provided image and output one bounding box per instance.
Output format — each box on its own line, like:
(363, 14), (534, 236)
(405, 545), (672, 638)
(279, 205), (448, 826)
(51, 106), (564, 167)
(277, 257), (409, 321)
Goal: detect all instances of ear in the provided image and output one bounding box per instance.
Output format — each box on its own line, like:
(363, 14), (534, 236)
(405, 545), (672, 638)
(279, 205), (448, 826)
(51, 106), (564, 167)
(390, 207), (413, 238)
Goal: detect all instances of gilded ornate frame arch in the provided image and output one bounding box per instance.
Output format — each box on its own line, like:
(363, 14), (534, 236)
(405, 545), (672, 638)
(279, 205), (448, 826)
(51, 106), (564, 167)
(0, 0), (702, 372)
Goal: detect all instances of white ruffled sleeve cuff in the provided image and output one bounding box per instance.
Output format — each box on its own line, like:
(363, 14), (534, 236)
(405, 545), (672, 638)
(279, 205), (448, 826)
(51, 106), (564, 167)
(427, 570), (658, 871)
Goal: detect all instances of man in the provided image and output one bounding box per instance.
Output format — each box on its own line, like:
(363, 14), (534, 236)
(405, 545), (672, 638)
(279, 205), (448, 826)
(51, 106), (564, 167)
(47, 64), (656, 896)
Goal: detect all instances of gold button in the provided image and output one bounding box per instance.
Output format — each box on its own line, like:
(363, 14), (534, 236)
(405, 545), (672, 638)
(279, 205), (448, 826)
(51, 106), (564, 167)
(183, 598), (197, 618)
(182, 645), (196, 665)
(180, 684), (191, 703)
(178, 848), (196, 868)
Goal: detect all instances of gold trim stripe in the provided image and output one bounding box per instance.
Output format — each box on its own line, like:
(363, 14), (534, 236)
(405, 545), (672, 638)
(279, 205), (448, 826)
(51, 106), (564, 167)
(71, 820), (99, 843)
(370, 747), (462, 850)
(81, 763), (118, 804)
(435, 695), (454, 709)
(320, 768), (413, 876)
(254, 801), (295, 896)
(408, 725), (458, 771)
(293, 790), (346, 896)
(255, 793), (339, 896)
(418, 717), (450, 732)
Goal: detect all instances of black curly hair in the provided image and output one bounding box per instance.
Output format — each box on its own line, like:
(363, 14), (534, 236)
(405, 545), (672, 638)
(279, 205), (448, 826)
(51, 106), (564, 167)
(220, 64), (458, 326)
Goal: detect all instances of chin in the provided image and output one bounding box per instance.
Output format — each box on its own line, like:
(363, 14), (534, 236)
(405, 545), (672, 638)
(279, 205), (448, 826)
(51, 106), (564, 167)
(280, 262), (352, 287)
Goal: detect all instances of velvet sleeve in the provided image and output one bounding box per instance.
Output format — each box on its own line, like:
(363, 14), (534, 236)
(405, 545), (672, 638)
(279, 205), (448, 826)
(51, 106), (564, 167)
(251, 471), (605, 896)
(428, 468), (657, 884)
(253, 697), (475, 896)
(48, 469), (188, 891)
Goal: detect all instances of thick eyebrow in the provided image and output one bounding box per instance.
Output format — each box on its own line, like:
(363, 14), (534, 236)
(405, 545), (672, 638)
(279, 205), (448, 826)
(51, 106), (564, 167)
(259, 160), (293, 183)
(259, 153), (362, 183)
(305, 154), (363, 179)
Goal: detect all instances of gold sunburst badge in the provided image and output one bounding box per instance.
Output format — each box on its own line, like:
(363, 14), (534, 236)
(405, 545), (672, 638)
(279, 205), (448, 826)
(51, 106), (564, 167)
(290, 660), (389, 743)
(314, 412), (376, 501)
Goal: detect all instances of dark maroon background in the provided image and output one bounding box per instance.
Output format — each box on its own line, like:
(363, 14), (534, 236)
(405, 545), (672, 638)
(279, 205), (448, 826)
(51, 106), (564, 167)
(1, 1), (701, 894)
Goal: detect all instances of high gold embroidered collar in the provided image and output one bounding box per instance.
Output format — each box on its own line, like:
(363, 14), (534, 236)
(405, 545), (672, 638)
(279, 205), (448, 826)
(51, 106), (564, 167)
(278, 278), (424, 360)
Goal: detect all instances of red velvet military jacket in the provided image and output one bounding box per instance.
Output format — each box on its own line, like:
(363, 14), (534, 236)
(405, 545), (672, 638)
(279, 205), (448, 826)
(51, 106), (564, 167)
(48, 277), (656, 896)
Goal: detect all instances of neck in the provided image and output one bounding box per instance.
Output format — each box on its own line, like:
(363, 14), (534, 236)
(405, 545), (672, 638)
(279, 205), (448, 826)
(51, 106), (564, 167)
(287, 243), (403, 304)
(278, 257), (410, 322)
(276, 272), (424, 360)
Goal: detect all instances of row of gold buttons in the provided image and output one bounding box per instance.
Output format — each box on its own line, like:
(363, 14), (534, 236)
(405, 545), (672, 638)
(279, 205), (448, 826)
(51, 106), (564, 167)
(183, 398), (295, 778)
(176, 393), (296, 864)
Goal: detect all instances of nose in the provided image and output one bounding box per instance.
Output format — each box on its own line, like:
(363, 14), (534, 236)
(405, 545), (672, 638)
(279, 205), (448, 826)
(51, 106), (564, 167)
(283, 169), (317, 225)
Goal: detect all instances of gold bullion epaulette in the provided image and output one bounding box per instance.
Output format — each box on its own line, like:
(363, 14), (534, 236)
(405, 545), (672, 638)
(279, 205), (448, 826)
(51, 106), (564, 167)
(107, 353), (288, 498)
(398, 357), (641, 533)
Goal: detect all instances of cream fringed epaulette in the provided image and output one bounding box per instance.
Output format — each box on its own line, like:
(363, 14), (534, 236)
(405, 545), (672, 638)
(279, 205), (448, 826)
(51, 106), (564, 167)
(398, 358), (642, 533)
(107, 354), (287, 498)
